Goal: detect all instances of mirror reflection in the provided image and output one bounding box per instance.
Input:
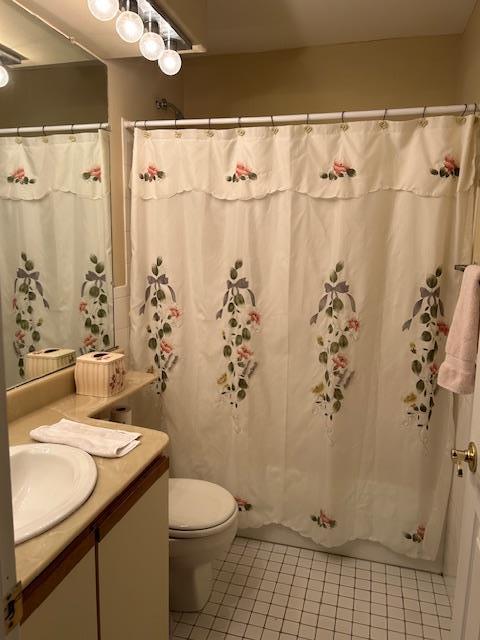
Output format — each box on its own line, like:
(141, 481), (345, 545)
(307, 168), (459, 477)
(0, 0), (112, 389)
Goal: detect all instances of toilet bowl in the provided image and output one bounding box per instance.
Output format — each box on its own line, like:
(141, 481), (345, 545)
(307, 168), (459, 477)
(169, 478), (238, 612)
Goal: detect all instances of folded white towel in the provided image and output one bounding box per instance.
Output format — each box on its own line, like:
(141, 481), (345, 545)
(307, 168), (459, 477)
(30, 419), (142, 458)
(438, 264), (480, 394)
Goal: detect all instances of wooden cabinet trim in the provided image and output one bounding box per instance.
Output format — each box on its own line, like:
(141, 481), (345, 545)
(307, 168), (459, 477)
(22, 526), (95, 623)
(21, 454), (169, 623)
(97, 455), (169, 542)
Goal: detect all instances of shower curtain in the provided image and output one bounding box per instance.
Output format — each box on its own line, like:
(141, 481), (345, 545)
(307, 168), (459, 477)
(130, 116), (476, 560)
(0, 131), (113, 388)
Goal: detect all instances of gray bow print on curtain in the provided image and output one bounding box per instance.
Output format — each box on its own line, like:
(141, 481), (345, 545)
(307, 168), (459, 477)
(139, 271), (176, 316)
(310, 265), (356, 326)
(81, 265), (107, 297)
(402, 268), (444, 332)
(216, 262), (256, 320)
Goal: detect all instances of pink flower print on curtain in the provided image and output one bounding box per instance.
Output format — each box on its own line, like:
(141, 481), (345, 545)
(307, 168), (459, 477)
(226, 163), (258, 183)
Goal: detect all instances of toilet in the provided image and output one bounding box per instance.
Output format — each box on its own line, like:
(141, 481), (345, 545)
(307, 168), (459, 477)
(169, 478), (238, 611)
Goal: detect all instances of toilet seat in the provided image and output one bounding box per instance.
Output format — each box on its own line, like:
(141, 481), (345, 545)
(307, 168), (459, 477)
(169, 478), (237, 539)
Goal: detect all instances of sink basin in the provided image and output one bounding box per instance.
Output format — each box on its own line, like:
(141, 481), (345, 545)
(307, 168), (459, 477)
(10, 443), (97, 544)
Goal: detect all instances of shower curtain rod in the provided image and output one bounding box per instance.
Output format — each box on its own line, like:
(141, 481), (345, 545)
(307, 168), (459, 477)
(125, 103), (478, 129)
(0, 122), (110, 136)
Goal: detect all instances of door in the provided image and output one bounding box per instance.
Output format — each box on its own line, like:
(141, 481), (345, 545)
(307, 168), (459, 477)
(451, 345), (480, 639)
(0, 297), (19, 640)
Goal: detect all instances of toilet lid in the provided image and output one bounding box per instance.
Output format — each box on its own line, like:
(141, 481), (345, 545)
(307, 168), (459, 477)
(169, 478), (237, 531)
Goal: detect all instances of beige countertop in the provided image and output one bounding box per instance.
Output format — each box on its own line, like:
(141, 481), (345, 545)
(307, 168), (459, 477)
(8, 371), (169, 588)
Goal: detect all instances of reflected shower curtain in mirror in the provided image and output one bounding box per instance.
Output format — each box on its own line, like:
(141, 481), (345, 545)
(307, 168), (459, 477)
(130, 117), (476, 559)
(0, 131), (113, 388)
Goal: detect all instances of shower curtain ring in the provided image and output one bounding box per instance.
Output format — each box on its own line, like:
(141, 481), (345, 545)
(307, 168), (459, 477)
(237, 116), (245, 135)
(457, 103), (468, 124)
(16, 126), (22, 144)
(143, 119), (151, 138)
(69, 123), (76, 141)
(340, 111), (349, 131)
(305, 113), (312, 133)
(270, 115), (278, 134)
(174, 118), (182, 138)
(418, 106), (428, 127)
(379, 108), (388, 129)
(207, 118), (214, 137)
(42, 124), (49, 143)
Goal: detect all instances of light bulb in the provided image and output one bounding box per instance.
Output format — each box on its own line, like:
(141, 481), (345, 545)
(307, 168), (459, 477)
(0, 65), (9, 88)
(158, 49), (182, 76)
(116, 10), (144, 43)
(139, 31), (165, 60)
(88, 0), (119, 21)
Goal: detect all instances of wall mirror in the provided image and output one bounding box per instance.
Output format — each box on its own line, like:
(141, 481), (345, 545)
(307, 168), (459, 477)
(0, 0), (113, 389)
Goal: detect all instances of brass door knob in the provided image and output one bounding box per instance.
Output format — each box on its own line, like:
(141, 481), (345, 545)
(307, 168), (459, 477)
(451, 442), (477, 476)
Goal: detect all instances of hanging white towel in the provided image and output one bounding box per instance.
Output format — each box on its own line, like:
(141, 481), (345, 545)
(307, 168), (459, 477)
(30, 418), (142, 458)
(438, 264), (480, 394)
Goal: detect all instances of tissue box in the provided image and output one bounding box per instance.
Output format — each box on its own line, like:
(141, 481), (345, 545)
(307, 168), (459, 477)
(25, 348), (76, 379)
(75, 351), (126, 397)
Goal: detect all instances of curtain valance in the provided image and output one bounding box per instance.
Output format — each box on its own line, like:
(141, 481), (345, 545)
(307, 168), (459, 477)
(0, 130), (109, 201)
(132, 116), (477, 201)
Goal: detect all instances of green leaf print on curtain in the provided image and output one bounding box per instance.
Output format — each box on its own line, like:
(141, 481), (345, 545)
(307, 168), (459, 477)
(12, 253), (49, 378)
(402, 267), (449, 434)
(139, 257), (181, 393)
(310, 262), (359, 430)
(79, 254), (111, 353)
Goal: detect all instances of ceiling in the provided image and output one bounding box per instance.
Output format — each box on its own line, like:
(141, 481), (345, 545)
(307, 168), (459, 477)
(7, 0), (478, 63)
(205, 0), (477, 54)
(0, 0), (93, 66)
(12, 0), (203, 61)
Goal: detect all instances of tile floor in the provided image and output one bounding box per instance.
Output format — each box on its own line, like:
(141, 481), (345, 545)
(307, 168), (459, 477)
(171, 537), (451, 640)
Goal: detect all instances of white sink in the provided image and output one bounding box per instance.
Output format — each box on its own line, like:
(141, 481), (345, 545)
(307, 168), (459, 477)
(10, 443), (97, 545)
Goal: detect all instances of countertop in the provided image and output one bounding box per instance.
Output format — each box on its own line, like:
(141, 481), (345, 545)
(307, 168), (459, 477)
(8, 371), (169, 588)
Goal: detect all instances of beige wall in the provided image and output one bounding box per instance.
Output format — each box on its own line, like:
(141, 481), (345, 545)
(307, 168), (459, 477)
(0, 62), (107, 128)
(107, 58), (183, 285)
(458, 0), (480, 262)
(458, 0), (480, 104)
(183, 35), (460, 118)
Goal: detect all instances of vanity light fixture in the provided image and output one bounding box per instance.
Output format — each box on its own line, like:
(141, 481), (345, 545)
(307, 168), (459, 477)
(158, 29), (181, 76)
(116, 0), (144, 43)
(0, 64), (9, 88)
(139, 15), (165, 60)
(87, 0), (119, 21)
(0, 45), (23, 88)
(87, 0), (186, 75)
(158, 48), (181, 75)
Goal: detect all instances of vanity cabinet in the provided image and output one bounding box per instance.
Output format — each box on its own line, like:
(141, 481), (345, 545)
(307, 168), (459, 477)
(20, 456), (169, 640)
(97, 470), (169, 640)
(21, 549), (97, 640)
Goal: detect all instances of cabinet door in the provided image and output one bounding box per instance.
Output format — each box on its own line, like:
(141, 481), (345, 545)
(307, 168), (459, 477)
(21, 548), (97, 640)
(97, 471), (169, 640)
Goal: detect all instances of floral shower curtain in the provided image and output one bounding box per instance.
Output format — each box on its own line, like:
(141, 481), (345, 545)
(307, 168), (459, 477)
(0, 131), (113, 388)
(130, 116), (476, 560)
